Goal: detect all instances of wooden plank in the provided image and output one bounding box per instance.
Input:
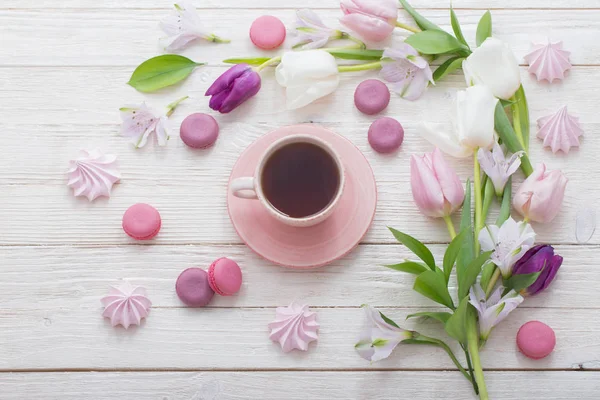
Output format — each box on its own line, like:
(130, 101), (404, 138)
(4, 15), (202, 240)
(0, 67), (596, 245)
(0, 9), (599, 66)
(1, 371), (600, 400)
(1, 0), (597, 10)
(0, 244), (592, 309)
(0, 306), (598, 370)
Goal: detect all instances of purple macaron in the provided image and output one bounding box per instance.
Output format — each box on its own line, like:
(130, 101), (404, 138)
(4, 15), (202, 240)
(180, 113), (219, 149)
(354, 79), (390, 115)
(175, 268), (215, 307)
(368, 117), (404, 153)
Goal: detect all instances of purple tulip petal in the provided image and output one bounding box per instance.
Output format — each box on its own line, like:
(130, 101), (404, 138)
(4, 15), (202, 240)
(205, 64), (251, 96)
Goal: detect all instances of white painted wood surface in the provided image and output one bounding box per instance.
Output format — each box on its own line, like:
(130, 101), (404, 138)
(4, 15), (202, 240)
(0, 0), (598, 399)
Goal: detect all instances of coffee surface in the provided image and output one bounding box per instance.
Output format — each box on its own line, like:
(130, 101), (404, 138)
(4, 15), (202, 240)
(261, 142), (340, 218)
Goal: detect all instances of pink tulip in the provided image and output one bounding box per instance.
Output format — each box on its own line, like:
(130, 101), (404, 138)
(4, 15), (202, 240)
(513, 163), (568, 223)
(340, 0), (398, 42)
(410, 148), (465, 218)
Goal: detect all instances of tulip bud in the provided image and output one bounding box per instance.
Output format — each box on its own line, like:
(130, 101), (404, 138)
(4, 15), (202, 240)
(512, 245), (563, 296)
(410, 148), (465, 218)
(339, 0), (398, 42)
(205, 64), (261, 114)
(513, 163), (568, 223)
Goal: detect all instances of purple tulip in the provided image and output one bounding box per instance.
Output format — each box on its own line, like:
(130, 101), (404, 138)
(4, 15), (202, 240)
(205, 64), (261, 113)
(512, 245), (563, 296)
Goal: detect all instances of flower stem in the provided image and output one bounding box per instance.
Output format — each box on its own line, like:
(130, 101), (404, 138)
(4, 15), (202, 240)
(473, 150), (483, 254)
(256, 56), (282, 72)
(484, 268), (501, 297)
(166, 95), (189, 117)
(481, 178), (494, 225)
(340, 32), (367, 49)
(467, 314), (489, 400)
(337, 61), (382, 73)
(463, 347), (479, 394)
(395, 21), (421, 33)
(443, 215), (457, 240)
(425, 337), (472, 382)
(207, 34), (231, 44)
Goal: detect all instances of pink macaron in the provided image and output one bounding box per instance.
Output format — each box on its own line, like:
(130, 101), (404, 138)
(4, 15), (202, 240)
(180, 113), (219, 149)
(122, 203), (161, 240)
(176, 268), (215, 307)
(368, 117), (404, 154)
(517, 321), (556, 359)
(354, 79), (390, 115)
(249, 15), (286, 50)
(208, 257), (242, 296)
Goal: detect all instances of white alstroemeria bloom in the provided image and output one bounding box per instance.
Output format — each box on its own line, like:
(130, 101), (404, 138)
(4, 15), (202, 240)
(380, 44), (434, 101)
(479, 217), (536, 278)
(478, 143), (523, 196)
(420, 85), (498, 158)
(160, 1), (228, 52)
(275, 50), (340, 110)
(355, 305), (413, 362)
(292, 9), (340, 50)
(469, 283), (524, 341)
(463, 37), (521, 100)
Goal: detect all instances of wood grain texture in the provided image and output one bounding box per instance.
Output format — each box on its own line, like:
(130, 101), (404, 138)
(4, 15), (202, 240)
(0, 9), (599, 66)
(1, 371), (599, 400)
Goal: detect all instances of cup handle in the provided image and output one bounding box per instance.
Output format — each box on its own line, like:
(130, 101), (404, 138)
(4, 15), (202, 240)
(231, 177), (258, 200)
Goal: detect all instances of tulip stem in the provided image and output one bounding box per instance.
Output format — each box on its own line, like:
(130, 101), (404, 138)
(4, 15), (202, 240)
(443, 215), (457, 240)
(485, 268), (501, 297)
(340, 32), (367, 49)
(337, 61), (382, 73)
(473, 151), (483, 254)
(256, 56), (282, 72)
(395, 20), (421, 33)
(467, 313), (489, 400)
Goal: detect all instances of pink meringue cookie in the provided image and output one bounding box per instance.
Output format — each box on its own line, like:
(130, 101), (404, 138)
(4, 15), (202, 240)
(524, 40), (571, 83)
(101, 282), (151, 329)
(67, 149), (121, 201)
(268, 302), (319, 352)
(537, 105), (583, 154)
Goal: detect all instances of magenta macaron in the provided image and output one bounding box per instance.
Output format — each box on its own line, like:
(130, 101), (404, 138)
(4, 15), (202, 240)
(208, 257), (242, 296)
(368, 117), (404, 154)
(517, 321), (556, 359)
(180, 113), (219, 149)
(354, 79), (390, 115)
(122, 203), (161, 240)
(249, 15), (286, 50)
(176, 268), (215, 307)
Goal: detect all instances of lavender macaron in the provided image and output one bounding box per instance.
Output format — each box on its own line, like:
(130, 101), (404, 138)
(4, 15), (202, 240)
(354, 79), (390, 115)
(368, 117), (404, 153)
(176, 268), (215, 307)
(180, 113), (219, 149)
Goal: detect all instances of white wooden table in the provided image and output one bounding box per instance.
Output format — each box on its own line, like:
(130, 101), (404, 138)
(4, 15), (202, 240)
(1, 1), (599, 399)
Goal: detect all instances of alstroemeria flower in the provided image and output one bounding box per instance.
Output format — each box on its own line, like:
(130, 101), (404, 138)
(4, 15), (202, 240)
(160, 1), (229, 52)
(355, 305), (413, 362)
(380, 44), (434, 101)
(479, 217), (536, 278)
(513, 163), (568, 223)
(477, 143), (523, 196)
(275, 50), (340, 110)
(119, 97), (187, 148)
(420, 85), (498, 158)
(469, 283), (524, 341)
(292, 9), (341, 50)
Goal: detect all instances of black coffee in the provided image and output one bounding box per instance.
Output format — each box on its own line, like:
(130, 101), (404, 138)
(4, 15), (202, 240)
(261, 142), (340, 218)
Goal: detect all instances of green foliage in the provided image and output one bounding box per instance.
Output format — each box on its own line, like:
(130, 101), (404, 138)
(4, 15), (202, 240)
(512, 85), (531, 151)
(388, 228), (436, 270)
(405, 30), (469, 55)
(450, 8), (469, 48)
(445, 297), (471, 345)
(480, 262), (496, 292)
(456, 180), (475, 284)
(443, 228), (469, 283)
(494, 102), (534, 176)
(385, 261), (429, 275)
(496, 178), (512, 226)
(127, 55), (203, 92)
(458, 251), (493, 299)
(223, 57), (271, 66)
(407, 311), (452, 324)
(433, 57), (465, 82)
(414, 269), (455, 309)
(399, 0), (441, 31)
(378, 310), (401, 328)
(476, 11), (492, 46)
(504, 271), (542, 293)
(327, 49), (384, 61)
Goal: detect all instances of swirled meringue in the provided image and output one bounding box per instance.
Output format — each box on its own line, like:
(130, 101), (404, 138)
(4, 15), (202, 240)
(101, 282), (151, 329)
(537, 105), (583, 154)
(268, 302), (319, 352)
(524, 40), (571, 83)
(67, 149), (120, 201)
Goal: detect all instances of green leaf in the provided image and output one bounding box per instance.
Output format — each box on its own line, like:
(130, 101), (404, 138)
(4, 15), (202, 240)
(456, 180), (474, 286)
(433, 56), (465, 82)
(399, 0), (441, 31)
(385, 261), (429, 275)
(414, 269), (455, 309)
(496, 177), (512, 226)
(223, 57), (271, 66)
(379, 310), (400, 328)
(504, 271), (542, 293)
(405, 30), (468, 55)
(458, 251), (493, 299)
(128, 55), (204, 93)
(499, 99), (516, 108)
(443, 228), (469, 283)
(388, 228), (436, 270)
(512, 85), (530, 152)
(407, 311), (452, 324)
(480, 261), (497, 291)
(444, 297), (470, 345)
(494, 102), (534, 176)
(326, 48), (384, 61)
(476, 11), (492, 47)
(450, 7), (469, 48)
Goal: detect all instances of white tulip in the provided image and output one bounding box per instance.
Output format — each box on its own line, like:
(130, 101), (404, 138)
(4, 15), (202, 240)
(463, 37), (521, 100)
(275, 50), (340, 110)
(420, 85), (498, 158)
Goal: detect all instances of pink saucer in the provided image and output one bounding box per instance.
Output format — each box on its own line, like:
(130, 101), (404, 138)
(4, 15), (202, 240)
(227, 125), (377, 269)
